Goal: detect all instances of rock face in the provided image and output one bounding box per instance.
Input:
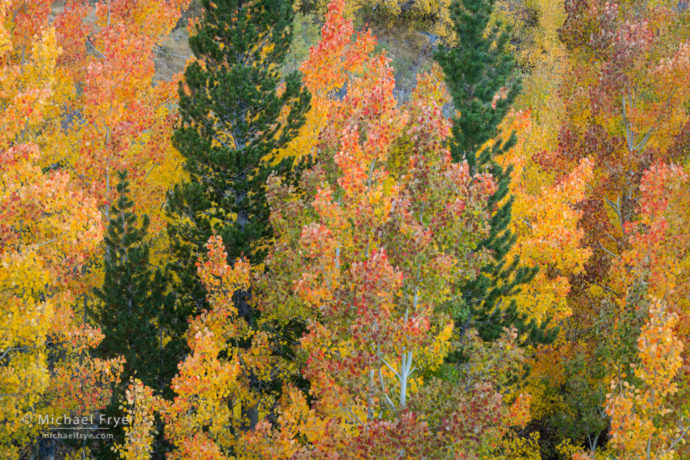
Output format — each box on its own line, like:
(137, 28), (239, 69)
(153, 26), (193, 81)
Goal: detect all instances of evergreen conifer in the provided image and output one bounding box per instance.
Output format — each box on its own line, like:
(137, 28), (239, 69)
(436, 0), (556, 344)
(95, 170), (174, 390)
(93, 170), (175, 458)
(166, 0), (310, 320)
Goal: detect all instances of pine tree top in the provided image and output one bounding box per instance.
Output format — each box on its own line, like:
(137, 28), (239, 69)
(435, 0), (521, 166)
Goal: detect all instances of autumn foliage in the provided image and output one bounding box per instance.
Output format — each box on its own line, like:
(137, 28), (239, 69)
(2, 0), (689, 458)
(0, 4), (121, 457)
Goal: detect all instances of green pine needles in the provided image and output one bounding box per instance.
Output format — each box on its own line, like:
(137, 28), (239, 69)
(95, 170), (175, 391)
(166, 0), (311, 317)
(436, 0), (556, 345)
(94, 170), (179, 457)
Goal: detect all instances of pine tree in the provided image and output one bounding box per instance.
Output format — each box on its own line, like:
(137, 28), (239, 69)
(435, 0), (555, 344)
(95, 170), (173, 390)
(94, 170), (175, 458)
(166, 0), (311, 319)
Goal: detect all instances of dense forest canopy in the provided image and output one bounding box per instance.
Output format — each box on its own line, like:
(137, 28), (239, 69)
(1, 0), (689, 458)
